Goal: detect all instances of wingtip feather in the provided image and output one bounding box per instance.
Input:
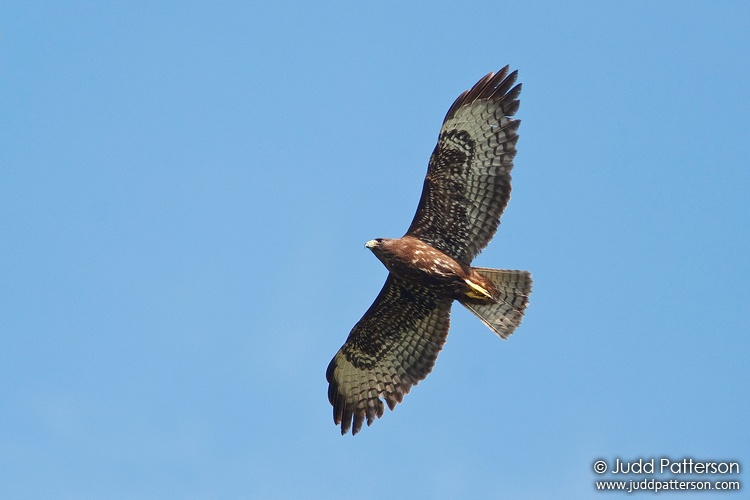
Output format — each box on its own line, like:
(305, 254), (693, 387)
(444, 67), (521, 122)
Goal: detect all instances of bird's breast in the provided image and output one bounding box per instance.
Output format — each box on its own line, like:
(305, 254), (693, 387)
(375, 236), (469, 293)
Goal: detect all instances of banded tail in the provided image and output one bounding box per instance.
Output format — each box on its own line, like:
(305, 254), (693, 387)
(459, 268), (532, 339)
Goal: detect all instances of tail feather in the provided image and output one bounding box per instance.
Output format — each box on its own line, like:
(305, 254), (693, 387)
(459, 268), (532, 339)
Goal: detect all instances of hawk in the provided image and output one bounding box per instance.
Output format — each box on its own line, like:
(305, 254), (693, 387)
(326, 67), (532, 435)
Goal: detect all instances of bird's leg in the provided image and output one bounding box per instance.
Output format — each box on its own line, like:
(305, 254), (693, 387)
(463, 278), (493, 301)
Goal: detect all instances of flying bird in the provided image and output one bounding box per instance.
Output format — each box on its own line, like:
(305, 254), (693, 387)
(326, 67), (532, 435)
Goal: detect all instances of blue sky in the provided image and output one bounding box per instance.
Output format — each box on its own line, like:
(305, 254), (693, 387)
(1, 2), (748, 498)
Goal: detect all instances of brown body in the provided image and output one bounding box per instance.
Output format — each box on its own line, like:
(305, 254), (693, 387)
(366, 236), (497, 304)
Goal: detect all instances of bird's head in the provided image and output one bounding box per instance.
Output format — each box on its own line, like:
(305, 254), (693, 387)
(365, 238), (395, 269)
(365, 238), (395, 260)
(365, 238), (384, 250)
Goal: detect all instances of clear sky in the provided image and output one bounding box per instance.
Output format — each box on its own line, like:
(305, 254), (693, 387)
(1, 2), (748, 499)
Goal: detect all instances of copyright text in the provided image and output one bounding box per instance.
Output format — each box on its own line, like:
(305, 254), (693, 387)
(593, 458), (740, 475)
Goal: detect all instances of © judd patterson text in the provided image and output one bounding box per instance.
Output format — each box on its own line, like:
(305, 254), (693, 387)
(593, 458), (740, 475)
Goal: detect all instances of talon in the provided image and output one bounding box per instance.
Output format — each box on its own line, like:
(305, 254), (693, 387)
(465, 279), (492, 300)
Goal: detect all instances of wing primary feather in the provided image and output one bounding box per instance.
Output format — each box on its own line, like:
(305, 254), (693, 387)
(443, 89), (470, 122)
(442, 65), (516, 123)
(503, 92), (521, 116)
(352, 409), (365, 435)
(487, 70), (518, 101)
(332, 390), (344, 425)
(365, 399), (378, 425)
(464, 71), (498, 103)
(341, 406), (353, 435)
(502, 82), (522, 111)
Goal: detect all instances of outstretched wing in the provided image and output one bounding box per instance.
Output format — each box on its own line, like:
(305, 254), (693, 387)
(326, 275), (452, 435)
(406, 66), (521, 263)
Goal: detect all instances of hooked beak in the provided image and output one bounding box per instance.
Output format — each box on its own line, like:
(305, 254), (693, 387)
(365, 239), (379, 249)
